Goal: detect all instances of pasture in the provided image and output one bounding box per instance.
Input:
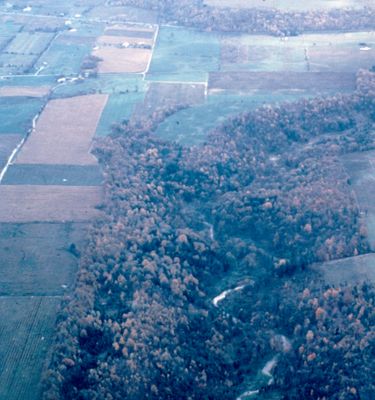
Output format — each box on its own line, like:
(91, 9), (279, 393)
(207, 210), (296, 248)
(204, 0), (372, 10)
(0, 296), (61, 400)
(0, 97), (42, 134)
(0, 222), (87, 296)
(0, 86), (50, 97)
(208, 71), (356, 93)
(3, 164), (103, 186)
(155, 91), (308, 145)
(147, 26), (220, 82)
(96, 92), (146, 136)
(133, 82), (205, 119)
(15, 94), (108, 165)
(0, 134), (22, 169)
(5, 32), (55, 55)
(0, 185), (103, 223)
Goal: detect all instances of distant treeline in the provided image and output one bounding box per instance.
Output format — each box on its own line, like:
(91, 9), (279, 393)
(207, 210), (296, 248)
(43, 69), (375, 399)
(110, 0), (375, 36)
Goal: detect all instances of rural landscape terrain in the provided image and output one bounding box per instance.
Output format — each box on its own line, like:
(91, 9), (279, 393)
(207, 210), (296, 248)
(0, 0), (374, 399)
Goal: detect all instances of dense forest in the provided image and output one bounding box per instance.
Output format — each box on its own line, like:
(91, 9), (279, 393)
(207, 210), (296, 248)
(43, 69), (375, 399)
(110, 0), (375, 36)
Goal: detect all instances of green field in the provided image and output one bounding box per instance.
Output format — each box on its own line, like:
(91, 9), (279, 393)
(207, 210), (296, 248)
(155, 91), (311, 145)
(0, 53), (37, 74)
(0, 222), (88, 296)
(0, 75), (56, 87)
(204, 0), (372, 10)
(220, 31), (375, 73)
(34, 35), (92, 76)
(0, 134), (22, 169)
(96, 92), (146, 136)
(0, 97), (43, 134)
(52, 74), (146, 98)
(2, 164), (103, 186)
(5, 32), (55, 55)
(0, 296), (60, 400)
(147, 26), (220, 82)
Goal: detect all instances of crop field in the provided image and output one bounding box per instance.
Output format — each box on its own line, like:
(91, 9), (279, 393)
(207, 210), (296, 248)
(0, 296), (61, 400)
(16, 94), (108, 165)
(0, 86), (50, 97)
(93, 46), (151, 74)
(133, 82), (206, 118)
(0, 185), (103, 223)
(3, 164), (103, 186)
(0, 97), (42, 134)
(204, 0), (371, 10)
(208, 71), (356, 93)
(97, 34), (153, 47)
(0, 222), (87, 295)
(96, 92), (146, 136)
(147, 26), (220, 82)
(341, 150), (375, 251)
(311, 253), (375, 285)
(5, 32), (55, 55)
(0, 134), (22, 169)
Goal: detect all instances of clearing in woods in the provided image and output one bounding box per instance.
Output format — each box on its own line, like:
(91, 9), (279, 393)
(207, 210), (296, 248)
(15, 94), (108, 165)
(0, 185), (103, 223)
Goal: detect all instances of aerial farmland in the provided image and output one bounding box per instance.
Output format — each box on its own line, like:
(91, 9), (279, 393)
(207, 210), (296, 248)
(0, 1), (374, 399)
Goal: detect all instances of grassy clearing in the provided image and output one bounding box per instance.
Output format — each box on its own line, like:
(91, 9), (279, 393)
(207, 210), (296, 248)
(16, 94), (108, 165)
(311, 253), (375, 285)
(133, 82), (205, 118)
(341, 150), (375, 251)
(0, 222), (87, 295)
(0, 52), (37, 74)
(0, 296), (61, 400)
(3, 164), (103, 186)
(0, 185), (103, 223)
(155, 91), (309, 145)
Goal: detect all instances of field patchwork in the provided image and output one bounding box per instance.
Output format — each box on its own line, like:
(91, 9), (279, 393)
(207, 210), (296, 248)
(15, 94), (108, 165)
(0, 185), (103, 223)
